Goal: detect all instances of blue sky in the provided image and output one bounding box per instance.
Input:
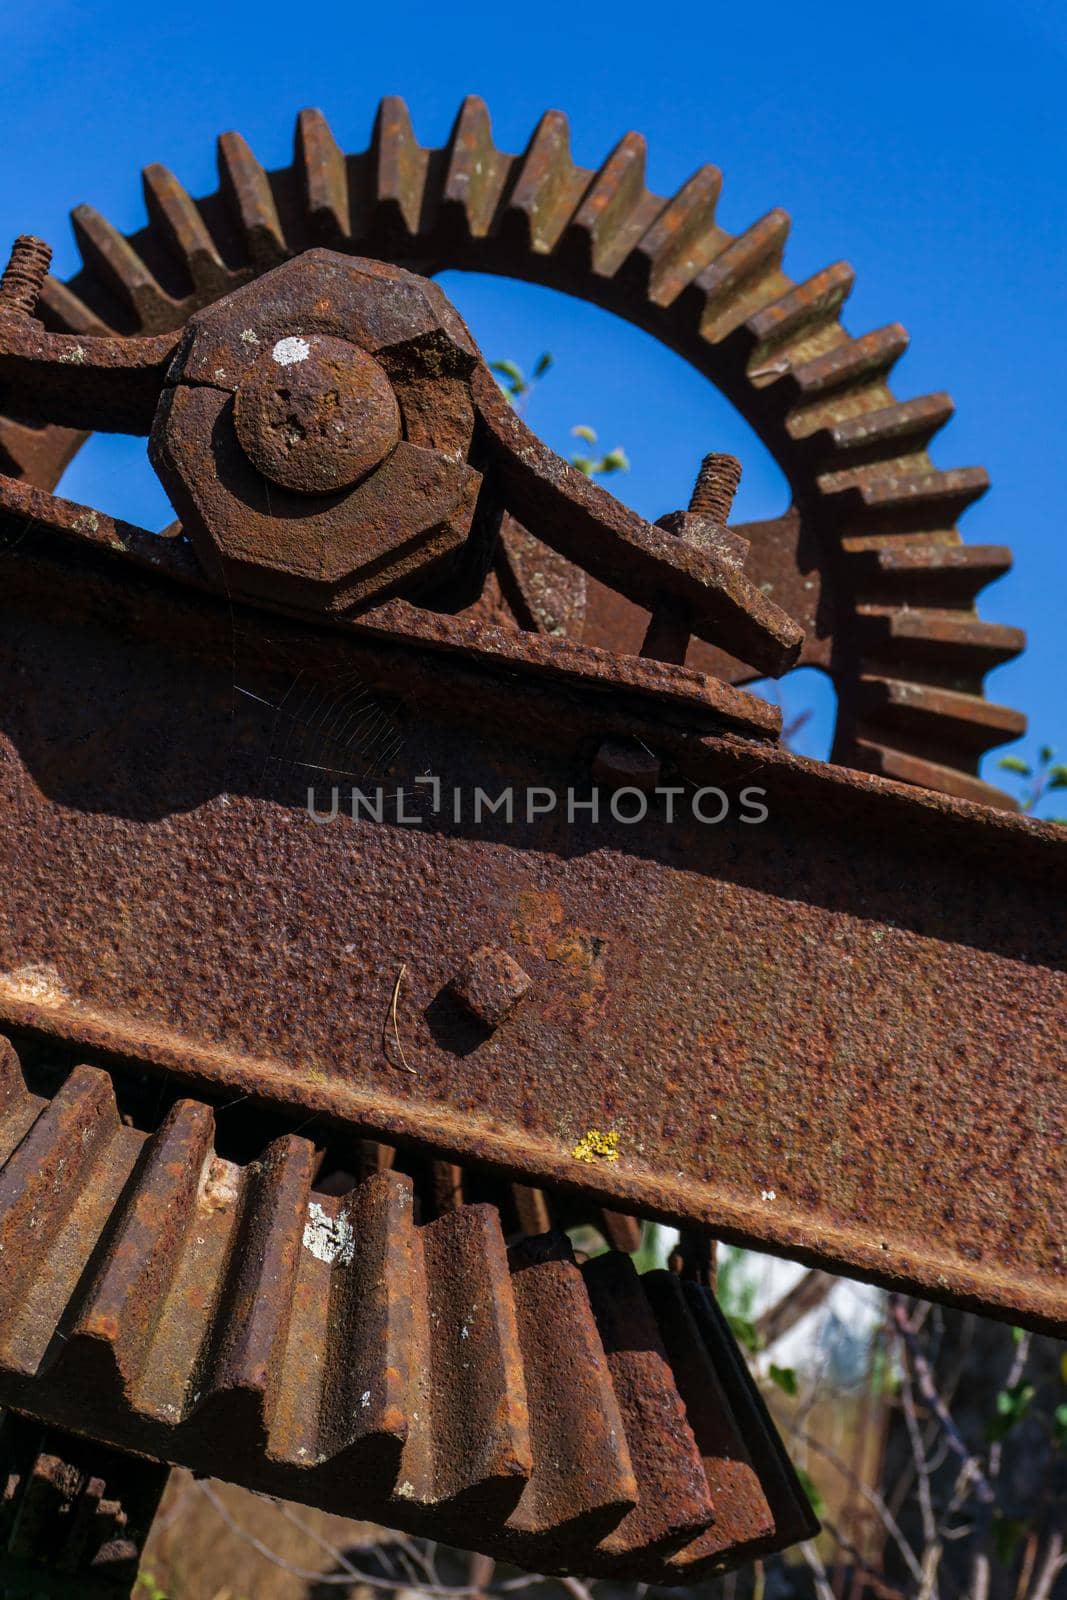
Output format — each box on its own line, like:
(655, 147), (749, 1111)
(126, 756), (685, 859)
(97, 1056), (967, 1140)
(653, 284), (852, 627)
(3, 0), (1064, 809)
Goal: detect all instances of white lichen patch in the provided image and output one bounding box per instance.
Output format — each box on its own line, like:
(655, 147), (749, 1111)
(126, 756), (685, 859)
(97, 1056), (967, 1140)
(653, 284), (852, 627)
(58, 344), (86, 365)
(761, 1188), (777, 1202)
(199, 1155), (241, 1213)
(240, 328), (260, 346)
(0, 963), (70, 1009)
(302, 1200), (355, 1265)
(272, 335), (310, 367)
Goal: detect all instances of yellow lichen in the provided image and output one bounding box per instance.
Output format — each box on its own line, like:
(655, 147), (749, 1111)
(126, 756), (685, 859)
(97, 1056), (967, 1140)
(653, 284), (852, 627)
(572, 1128), (620, 1163)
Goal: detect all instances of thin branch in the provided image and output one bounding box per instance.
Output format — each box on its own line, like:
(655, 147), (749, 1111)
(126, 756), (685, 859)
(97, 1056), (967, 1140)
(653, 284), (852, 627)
(795, 1427), (924, 1586)
(1029, 1532), (1066, 1600)
(889, 1296), (995, 1506)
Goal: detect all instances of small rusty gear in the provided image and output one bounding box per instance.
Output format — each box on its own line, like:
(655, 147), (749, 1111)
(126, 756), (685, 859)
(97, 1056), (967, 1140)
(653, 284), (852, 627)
(0, 97), (1024, 805)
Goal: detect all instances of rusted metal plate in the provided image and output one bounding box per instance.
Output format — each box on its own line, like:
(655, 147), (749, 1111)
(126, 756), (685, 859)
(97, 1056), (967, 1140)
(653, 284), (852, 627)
(0, 531), (1062, 1333)
(0, 1043), (811, 1580)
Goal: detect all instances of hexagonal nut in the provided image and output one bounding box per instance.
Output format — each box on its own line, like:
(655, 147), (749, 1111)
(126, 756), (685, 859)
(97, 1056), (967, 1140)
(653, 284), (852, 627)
(448, 945), (533, 1030)
(148, 250), (483, 614)
(655, 508), (749, 569)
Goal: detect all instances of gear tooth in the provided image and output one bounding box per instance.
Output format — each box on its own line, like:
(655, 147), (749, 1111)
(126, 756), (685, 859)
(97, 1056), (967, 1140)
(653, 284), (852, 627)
(36, 276), (110, 334)
(581, 1252), (715, 1564)
(372, 95), (430, 239)
(500, 109), (592, 255)
(189, 1134), (313, 1452)
(217, 130), (288, 269)
(621, 164), (724, 306)
(788, 322), (909, 400)
(846, 739), (1021, 810)
(69, 205), (177, 331)
(0, 1067), (120, 1357)
(820, 465), (989, 532)
(393, 1201), (531, 1518)
(510, 1184), (553, 1236)
(641, 1270), (775, 1577)
(439, 94), (513, 240)
(598, 1210), (643, 1253)
(53, 1100), (216, 1416)
(502, 1236), (636, 1564)
(823, 392), (955, 456)
(854, 675), (1026, 757)
(856, 606), (1025, 677)
(680, 1283), (819, 1553)
(141, 163), (229, 302)
(844, 539), (1013, 605)
(304, 1170), (417, 1478)
(679, 208), (791, 342)
(746, 261), (855, 375)
(295, 108), (351, 244)
(560, 131), (662, 278)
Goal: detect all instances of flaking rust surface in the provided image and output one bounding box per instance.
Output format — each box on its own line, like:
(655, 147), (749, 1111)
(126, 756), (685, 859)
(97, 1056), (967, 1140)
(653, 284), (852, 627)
(0, 559), (1062, 1332)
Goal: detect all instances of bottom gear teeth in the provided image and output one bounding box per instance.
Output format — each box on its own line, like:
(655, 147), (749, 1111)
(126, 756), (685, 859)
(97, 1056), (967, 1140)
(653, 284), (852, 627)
(0, 1044), (816, 1584)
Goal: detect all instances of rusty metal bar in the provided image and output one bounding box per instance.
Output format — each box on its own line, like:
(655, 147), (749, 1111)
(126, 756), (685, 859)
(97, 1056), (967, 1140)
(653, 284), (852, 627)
(0, 526), (1062, 1334)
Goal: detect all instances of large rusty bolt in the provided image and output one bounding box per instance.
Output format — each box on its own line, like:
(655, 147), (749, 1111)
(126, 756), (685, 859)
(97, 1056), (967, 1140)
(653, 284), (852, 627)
(232, 334), (401, 495)
(0, 235), (52, 318)
(149, 250), (484, 615)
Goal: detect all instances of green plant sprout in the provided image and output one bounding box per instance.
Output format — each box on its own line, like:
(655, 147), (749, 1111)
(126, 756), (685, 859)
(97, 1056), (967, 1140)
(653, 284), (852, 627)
(998, 744), (1067, 821)
(569, 424), (630, 480)
(491, 354), (629, 480)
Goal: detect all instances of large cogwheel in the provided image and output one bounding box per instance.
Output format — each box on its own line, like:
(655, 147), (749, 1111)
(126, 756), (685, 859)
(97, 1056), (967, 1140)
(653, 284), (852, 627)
(0, 96), (1024, 806)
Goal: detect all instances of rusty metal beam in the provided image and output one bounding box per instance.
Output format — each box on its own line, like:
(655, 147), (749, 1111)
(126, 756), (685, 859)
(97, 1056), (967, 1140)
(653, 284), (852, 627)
(0, 526), (1062, 1334)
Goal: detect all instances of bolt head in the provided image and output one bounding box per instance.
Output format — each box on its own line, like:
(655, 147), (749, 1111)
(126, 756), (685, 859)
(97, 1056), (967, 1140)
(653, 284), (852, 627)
(592, 738), (662, 792)
(233, 334), (401, 495)
(449, 945), (532, 1030)
(149, 250), (483, 614)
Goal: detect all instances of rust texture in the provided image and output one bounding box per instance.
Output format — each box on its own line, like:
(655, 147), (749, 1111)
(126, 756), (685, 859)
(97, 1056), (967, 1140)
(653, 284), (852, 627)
(0, 1041), (814, 1583)
(0, 99), (1026, 806)
(0, 99), (1060, 1587)
(0, 521), (1061, 1333)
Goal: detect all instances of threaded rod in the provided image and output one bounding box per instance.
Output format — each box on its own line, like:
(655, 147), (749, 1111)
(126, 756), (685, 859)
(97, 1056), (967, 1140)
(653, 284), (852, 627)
(688, 451), (742, 523)
(0, 235), (52, 317)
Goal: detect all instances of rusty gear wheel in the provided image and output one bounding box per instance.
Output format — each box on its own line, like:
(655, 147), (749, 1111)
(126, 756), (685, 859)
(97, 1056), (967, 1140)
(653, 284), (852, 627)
(0, 96), (1024, 807)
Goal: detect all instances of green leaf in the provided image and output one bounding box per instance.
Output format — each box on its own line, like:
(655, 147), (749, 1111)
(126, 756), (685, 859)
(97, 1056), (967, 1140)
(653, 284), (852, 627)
(793, 1466), (824, 1519)
(533, 351), (554, 379)
(599, 447), (630, 474)
(1038, 745), (1054, 766)
(987, 1380), (1035, 1441)
(769, 1364), (799, 1397)
(1047, 767), (1067, 790)
(491, 359), (524, 385)
(1053, 1402), (1067, 1449)
(1012, 1325), (1026, 1344)
(571, 455), (595, 478)
(998, 756), (1032, 776)
(727, 1312), (760, 1354)
(571, 424), (598, 444)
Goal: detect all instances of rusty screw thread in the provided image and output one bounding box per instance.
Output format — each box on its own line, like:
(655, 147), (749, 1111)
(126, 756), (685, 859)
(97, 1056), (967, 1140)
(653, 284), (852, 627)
(0, 236), (52, 317)
(688, 452), (742, 524)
